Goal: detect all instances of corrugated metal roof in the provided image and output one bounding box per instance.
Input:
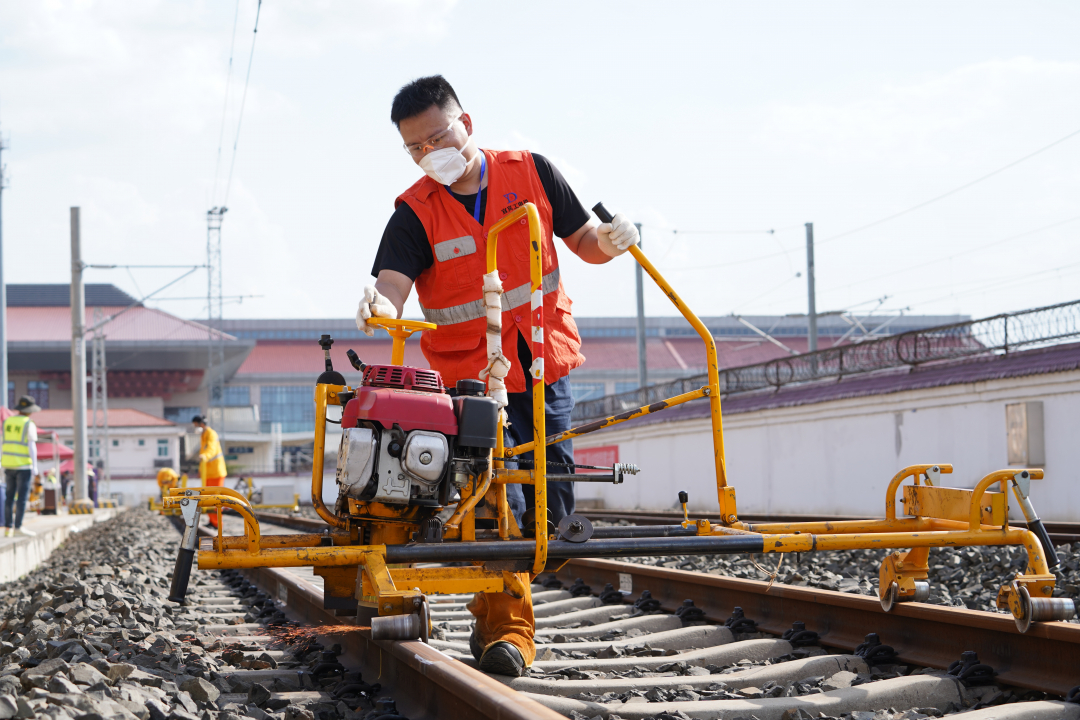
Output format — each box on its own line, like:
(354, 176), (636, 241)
(8, 284), (139, 307)
(234, 340), (430, 376)
(34, 408), (177, 428)
(599, 341), (1080, 430)
(8, 306), (234, 343)
(231, 336), (811, 377)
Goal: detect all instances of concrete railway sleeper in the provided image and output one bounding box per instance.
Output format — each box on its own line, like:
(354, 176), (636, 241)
(418, 571), (1079, 720)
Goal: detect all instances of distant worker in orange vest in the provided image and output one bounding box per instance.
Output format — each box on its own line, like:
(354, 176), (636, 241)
(191, 416), (227, 528)
(356, 75), (639, 676)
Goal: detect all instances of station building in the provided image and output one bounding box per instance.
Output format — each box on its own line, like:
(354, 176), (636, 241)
(7, 282), (970, 507)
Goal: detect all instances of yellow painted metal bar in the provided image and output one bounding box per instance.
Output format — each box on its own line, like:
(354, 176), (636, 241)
(364, 318), (437, 366)
(216, 532), (339, 550)
(390, 566), (505, 596)
(505, 386), (708, 457)
(493, 469), (535, 484)
(444, 461), (492, 530)
(628, 245), (729, 512)
(884, 464), (953, 520)
(526, 203), (548, 574)
(967, 468), (1042, 529)
(167, 485), (254, 510)
(311, 383), (349, 529)
(743, 516), (940, 535)
(486, 203), (547, 573)
(165, 495), (261, 553)
(761, 526), (1046, 565)
(486, 207), (529, 269)
(197, 544), (387, 569)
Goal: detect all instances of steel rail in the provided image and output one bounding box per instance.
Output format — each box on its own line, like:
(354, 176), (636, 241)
(249, 513), (1080, 694)
(558, 558), (1080, 697)
(195, 524), (561, 720)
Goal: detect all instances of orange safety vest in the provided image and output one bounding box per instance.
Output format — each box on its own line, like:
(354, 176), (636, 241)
(397, 148), (585, 393)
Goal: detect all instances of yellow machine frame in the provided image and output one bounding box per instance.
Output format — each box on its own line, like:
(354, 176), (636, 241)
(235, 476), (302, 512)
(167, 202), (1070, 633)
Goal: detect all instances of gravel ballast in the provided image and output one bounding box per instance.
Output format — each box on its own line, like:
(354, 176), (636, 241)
(0, 508), (405, 720)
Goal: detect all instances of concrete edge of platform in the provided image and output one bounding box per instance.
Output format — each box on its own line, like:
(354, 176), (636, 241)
(0, 507), (124, 583)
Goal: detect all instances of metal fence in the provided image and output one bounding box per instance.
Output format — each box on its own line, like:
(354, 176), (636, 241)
(572, 299), (1080, 422)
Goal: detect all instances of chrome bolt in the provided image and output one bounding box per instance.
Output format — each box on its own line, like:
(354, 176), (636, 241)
(419, 451), (432, 465)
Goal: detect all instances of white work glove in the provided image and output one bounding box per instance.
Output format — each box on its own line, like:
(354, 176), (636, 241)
(355, 285), (397, 337)
(597, 212), (640, 257)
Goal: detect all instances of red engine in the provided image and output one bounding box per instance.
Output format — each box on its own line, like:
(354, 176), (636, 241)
(341, 364), (457, 435)
(335, 365), (497, 510)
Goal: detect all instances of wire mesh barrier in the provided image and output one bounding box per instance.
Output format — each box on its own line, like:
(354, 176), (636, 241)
(571, 299), (1080, 422)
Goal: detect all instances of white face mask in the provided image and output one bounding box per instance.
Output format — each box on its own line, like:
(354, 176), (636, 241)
(419, 146), (468, 185)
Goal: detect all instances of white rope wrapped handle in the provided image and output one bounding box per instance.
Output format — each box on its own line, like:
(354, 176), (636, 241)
(478, 270), (511, 409)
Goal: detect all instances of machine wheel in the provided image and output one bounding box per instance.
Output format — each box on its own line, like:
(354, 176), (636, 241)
(1015, 585), (1033, 634)
(880, 582), (899, 612)
(369, 596), (431, 643)
(880, 580), (930, 613)
(1013, 584), (1077, 633)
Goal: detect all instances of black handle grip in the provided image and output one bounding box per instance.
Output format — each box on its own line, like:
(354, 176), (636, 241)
(678, 491), (689, 504)
(168, 547), (196, 604)
(346, 349), (365, 371)
(592, 202), (615, 225)
(1029, 518), (1060, 571)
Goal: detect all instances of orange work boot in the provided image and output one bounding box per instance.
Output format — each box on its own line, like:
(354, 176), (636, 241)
(466, 572), (535, 676)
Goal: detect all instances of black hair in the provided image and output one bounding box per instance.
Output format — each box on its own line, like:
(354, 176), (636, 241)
(391, 75), (462, 127)
(191, 415), (204, 424)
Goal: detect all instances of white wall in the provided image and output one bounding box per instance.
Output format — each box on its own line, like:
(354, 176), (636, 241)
(573, 370), (1080, 522)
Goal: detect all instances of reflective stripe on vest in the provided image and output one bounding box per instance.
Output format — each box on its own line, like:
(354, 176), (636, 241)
(419, 268), (561, 326)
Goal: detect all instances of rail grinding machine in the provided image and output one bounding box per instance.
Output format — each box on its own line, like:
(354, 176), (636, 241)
(166, 202), (1075, 637)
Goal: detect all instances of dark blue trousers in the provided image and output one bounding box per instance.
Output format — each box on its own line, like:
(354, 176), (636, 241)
(4, 468), (32, 529)
(503, 335), (576, 529)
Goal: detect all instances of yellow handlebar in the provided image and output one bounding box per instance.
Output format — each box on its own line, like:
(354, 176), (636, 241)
(366, 317), (438, 366)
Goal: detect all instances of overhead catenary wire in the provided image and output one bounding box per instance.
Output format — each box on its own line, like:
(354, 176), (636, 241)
(819, 214), (1080, 300)
(210, 0), (242, 207)
(222, 0), (263, 207)
(817, 125), (1080, 246)
(896, 260), (1080, 311)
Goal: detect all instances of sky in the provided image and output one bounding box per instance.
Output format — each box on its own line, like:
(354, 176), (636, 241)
(0, 1), (1078, 326)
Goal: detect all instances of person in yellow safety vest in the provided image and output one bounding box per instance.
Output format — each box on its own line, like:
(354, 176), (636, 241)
(192, 415), (227, 527)
(3, 395), (41, 538)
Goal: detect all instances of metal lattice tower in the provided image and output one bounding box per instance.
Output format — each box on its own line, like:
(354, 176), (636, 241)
(89, 307), (111, 501)
(207, 207), (227, 434)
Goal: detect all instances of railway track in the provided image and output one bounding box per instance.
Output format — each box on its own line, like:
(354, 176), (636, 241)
(239, 511), (1080, 719)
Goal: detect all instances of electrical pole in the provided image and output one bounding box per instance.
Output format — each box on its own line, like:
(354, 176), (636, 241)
(90, 307), (110, 502)
(70, 207), (90, 510)
(0, 125), (8, 408)
(805, 222), (818, 375)
(634, 223), (647, 393)
(207, 207), (227, 438)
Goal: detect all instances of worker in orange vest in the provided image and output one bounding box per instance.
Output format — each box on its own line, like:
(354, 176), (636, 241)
(357, 76), (639, 676)
(192, 416), (227, 528)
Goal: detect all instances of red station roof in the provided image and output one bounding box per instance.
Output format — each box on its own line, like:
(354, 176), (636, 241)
(8, 306), (231, 343)
(34, 409), (178, 429)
